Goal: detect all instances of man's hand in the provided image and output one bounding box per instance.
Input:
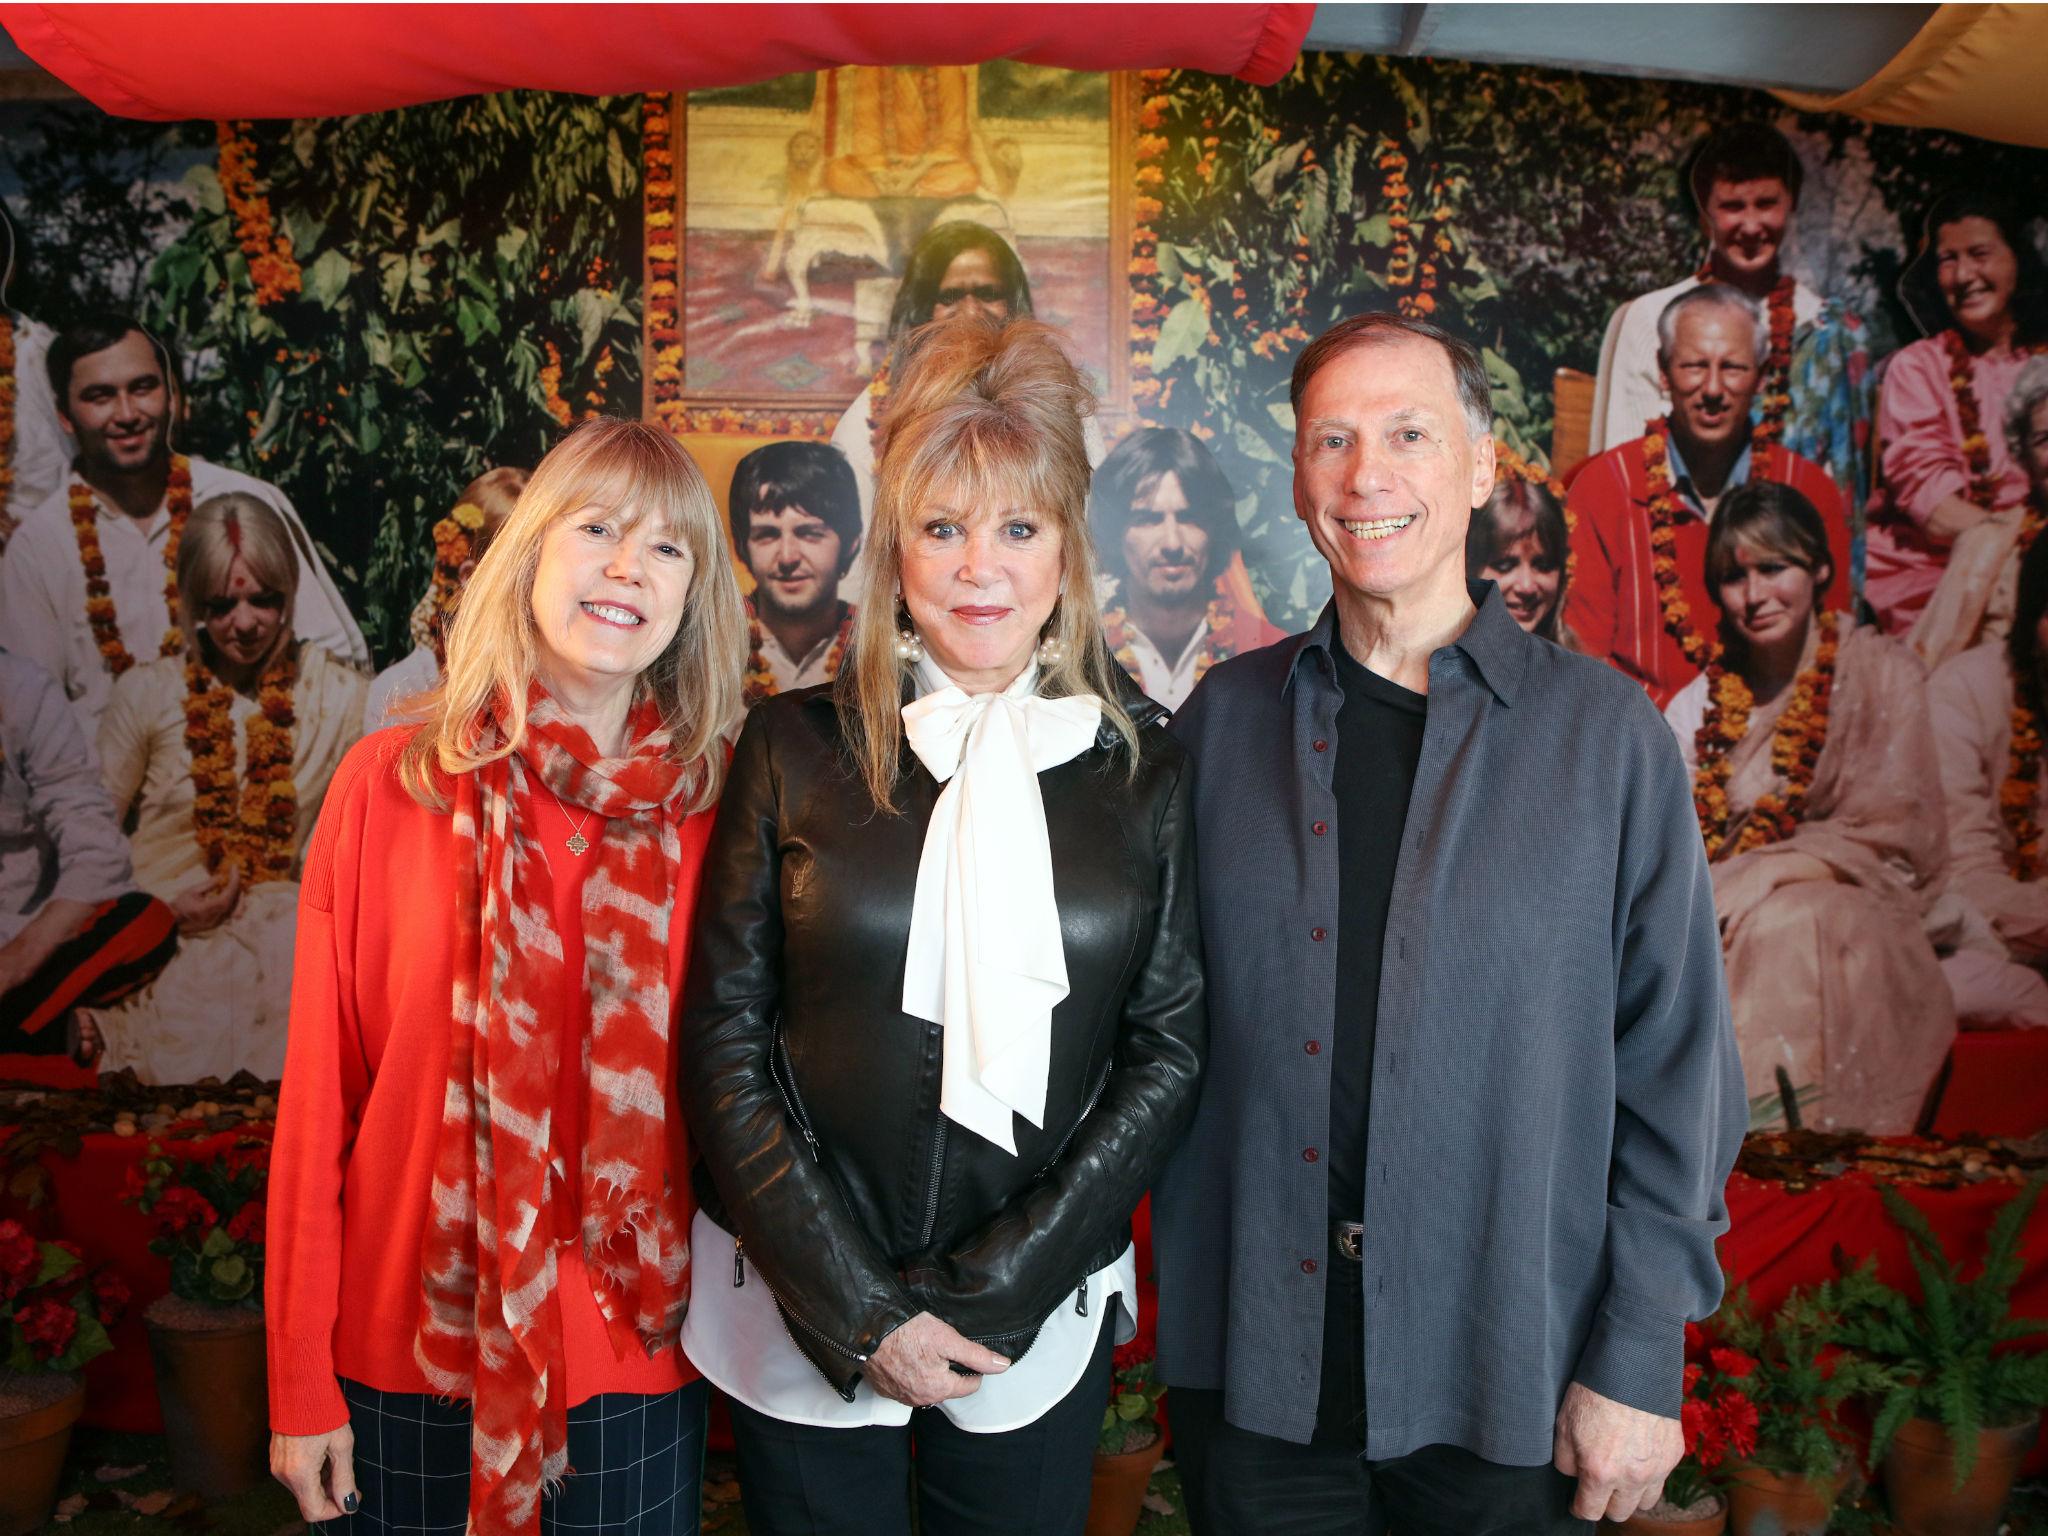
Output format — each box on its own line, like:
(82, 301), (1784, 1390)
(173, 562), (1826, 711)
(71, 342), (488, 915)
(171, 865), (242, 936)
(1552, 1381), (1682, 1523)
(271, 1425), (359, 1522)
(864, 1311), (1010, 1408)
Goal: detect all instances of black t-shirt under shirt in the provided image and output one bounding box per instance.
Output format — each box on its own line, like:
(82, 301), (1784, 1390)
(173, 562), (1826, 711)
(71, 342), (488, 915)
(1327, 631), (1427, 1229)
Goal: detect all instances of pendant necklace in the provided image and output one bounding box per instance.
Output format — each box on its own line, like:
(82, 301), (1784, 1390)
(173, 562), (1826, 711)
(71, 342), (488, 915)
(563, 806), (595, 856)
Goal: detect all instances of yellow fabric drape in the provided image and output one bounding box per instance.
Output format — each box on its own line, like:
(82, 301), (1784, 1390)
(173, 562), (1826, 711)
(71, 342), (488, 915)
(1775, 3), (2048, 150)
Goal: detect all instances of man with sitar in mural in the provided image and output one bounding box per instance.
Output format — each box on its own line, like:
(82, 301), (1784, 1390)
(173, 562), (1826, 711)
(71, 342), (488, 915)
(1566, 285), (1853, 708)
(0, 313), (368, 731)
(1153, 310), (1743, 1533)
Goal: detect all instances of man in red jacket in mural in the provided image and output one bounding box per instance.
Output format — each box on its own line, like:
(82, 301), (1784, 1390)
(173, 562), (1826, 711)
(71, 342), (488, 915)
(1564, 284), (1851, 707)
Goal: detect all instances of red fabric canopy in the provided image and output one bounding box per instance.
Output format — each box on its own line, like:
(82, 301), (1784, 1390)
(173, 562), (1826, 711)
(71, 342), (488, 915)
(0, 2), (1314, 120)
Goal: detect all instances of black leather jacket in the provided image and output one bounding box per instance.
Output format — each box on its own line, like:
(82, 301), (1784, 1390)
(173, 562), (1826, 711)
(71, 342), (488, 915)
(681, 674), (1206, 1399)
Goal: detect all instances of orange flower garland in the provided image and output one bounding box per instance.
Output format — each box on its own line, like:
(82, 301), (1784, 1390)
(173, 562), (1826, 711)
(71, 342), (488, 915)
(1691, 610), (1839, 862)
(643, 95), (684, 436)
(0, 312), (15, 521)
(742, 602), (853, 707)
(184, 639), (300, 885)
(71, 455), (194, 676)
(1640, 419), (1713, 673)
(1100, 592), (1241, 690)
(1128, 70), (1173, 421)
(1696, 267), (1795, 449)
(426, 500), (488, 666)
(865, 354), (894, 463)
(1945, 328), (2046, 512)
(215, 122), (302, 307)
(2001, 697), (2043, 880)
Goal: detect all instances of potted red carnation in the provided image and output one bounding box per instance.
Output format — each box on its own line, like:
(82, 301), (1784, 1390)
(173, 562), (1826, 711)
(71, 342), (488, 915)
(0, 1218), (126, 1536)
(125, 1138), (271, 1497)
(1085, 1338), (1169, 1536)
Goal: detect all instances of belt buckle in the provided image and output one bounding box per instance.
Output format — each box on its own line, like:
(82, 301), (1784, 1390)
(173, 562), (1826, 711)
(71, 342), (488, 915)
(1334, 1221), (1365, 1262)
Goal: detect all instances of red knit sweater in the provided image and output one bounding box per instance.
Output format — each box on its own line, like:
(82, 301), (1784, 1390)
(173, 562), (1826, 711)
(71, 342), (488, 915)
(266, 729), (708, 1435)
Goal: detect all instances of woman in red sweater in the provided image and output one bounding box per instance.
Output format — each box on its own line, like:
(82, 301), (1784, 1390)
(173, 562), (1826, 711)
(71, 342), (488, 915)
(265, 418), (744, 1536)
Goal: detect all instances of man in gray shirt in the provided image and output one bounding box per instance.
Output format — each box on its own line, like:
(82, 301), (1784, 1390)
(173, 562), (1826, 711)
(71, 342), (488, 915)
(1152, 312), (1745, 1534)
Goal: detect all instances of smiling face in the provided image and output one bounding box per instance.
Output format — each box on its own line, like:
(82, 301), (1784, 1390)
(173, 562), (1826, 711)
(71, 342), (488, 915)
(1703, 176), (1793, 282)
(1482, 531), (1562, 633)
(2024, 398), (2048, 506)
(1121, 470), (1213, 608)
(1937, 216), (2020, 343)
(930, 247), (1010, 326)
(745, 502), (848, 622)
(1717, 541), (1829, 654)
(202, 558), (289, 671)
(1661, 303), (1760, 455)
(1292, 337), (1494, 610)
(59, 330), (172, 483)
(529, 506), (696, 705)
(899, 491), (1065, 692)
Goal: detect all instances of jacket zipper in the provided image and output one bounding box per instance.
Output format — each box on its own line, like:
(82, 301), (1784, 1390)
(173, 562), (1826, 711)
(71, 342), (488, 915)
(773, 1025), (822, 1162)
(733, 1236), (870, 1365)
(1035, 1062), (1111, 1180)
(917, 1114), (948, 1249)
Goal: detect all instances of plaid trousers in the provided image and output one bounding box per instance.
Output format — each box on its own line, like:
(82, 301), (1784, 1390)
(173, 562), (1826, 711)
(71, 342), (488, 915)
(319, 1377), (709, 1536)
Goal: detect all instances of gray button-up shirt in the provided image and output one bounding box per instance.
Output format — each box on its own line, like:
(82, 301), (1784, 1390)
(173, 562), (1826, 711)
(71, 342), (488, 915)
(1152, 583), (1744, 1465)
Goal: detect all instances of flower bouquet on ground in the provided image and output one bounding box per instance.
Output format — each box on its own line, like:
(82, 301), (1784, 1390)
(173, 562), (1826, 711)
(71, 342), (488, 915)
(1086, 1339), (1170, 1536)
(1828, 1177), (2048, 1533)
(122, 1138), (274, 1497)
(1713, 1284), (1891, 1536)
(0, 1218), (127, 1536)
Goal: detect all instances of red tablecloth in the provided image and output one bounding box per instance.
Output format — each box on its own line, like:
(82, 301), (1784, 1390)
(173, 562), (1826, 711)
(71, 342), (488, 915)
(1932, 1028), (2048, 1139)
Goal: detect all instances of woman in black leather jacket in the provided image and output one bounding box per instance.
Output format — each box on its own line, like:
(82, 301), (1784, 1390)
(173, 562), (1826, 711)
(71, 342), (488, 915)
(681, 317), (1206, 1536)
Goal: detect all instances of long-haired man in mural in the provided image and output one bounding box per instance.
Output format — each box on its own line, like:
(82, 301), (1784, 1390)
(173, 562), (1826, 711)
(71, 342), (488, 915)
(1567, 285), (1852, 707)
(1929, 356), (2048, 1028)
(0, 314), (368, 731)
(729, 439), (861, 704)
(1153, 311), (1742, 1533)
(1589, 122), (1870, 510)
(1088, 427), (1283, 711)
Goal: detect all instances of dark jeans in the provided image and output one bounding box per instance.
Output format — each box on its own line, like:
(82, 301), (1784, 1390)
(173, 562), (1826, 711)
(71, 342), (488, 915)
(1172, 1240), (1587, 1536)
(317, 1376), (709, 1536)
(726, 1324), (1113, 1536)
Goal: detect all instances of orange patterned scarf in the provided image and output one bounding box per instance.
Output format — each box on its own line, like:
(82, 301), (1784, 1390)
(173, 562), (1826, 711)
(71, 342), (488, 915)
(416, 686), (694, 1535)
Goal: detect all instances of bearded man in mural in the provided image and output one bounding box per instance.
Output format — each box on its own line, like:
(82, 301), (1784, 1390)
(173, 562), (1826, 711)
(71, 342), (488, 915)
(0, 314), (367, 732)
(1590, 122), (1870, 509)
(729, 439), (861, 704)
(1154, 311), (1742, 1534)
(1567, 285), (1852, 707)
(1088, 427), (1283, 711)
(1929, 357), (2048, 1028)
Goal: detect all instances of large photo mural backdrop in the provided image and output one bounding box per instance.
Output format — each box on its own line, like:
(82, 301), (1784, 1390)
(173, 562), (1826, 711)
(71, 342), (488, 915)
(3, 59), (2048, 1138)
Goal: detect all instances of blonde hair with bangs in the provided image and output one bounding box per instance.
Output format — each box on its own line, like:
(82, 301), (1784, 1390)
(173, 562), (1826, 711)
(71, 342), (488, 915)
(176, 493), (300, 668)
(837, 317), (1138, 811)
(398, 417), (746, 812)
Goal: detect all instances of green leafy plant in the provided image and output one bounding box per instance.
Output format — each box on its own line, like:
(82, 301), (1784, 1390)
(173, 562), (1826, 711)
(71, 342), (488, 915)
(1713, 1284), (1896, 1485)
(122, 1139), (270, 1309)
(1099, 1341), (1168, 1456)
(0, 1218), (127, 1376)
(1828, 1177), (2048, 1485)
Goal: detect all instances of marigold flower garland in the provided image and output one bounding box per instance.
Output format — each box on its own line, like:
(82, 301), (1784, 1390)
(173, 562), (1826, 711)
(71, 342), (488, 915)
(1640, 420), (1714, 673)
(71, 455), (193, 676)
(643, 95), (685, 436)
(742, 602), (853, 707)
(184, 640), (300, 884)
(426, 501), (488, 667)
(1945, 328), (2046, 514)
(1100, 591), (1241, 689)
(1128, 71), (1173, 419)
(1691, 610), (1839, 862)
(2001, 694), (2043, 880)
(215, 122), (302, 307)
(1696, 266), (1795, 449)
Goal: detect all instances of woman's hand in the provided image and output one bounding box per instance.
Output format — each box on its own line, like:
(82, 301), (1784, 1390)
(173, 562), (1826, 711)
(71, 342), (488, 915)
(271, 1425), (359, 1522)
(171, 865), (243, 936)
(864, 1311), (1010, 1407)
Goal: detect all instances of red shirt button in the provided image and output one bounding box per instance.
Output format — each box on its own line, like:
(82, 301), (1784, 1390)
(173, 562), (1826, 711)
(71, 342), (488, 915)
(1305, 1040), (1321, 1055)
(1311, 927), (1327, 942)
(1313, 739), (1329, 753)
(1303, 1148), (1319, 1163)
(1312, 821), (1328, 836)
(1301, 1258), (1318, 1274)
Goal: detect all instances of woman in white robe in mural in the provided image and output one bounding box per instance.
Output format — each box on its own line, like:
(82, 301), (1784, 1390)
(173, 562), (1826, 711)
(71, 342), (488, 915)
(1665, 480), (1955, 1133)
(92, 493), (364, 1083)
